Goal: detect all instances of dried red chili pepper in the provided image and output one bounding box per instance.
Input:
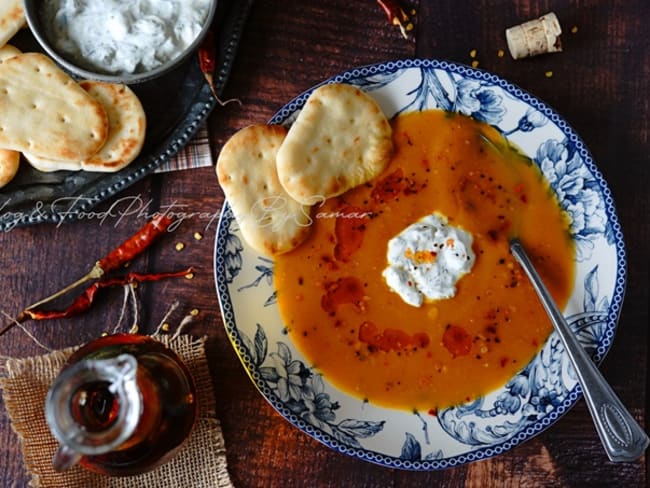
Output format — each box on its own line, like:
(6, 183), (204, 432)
(199, 29), (218, 97)
(25, 214), (174, 308)
(21, 268), (192, 322)
(376, 0), (416, 39)
(0, 215), (176, 337)
(95, 214), (174, 275)
(198, 29), (242, 107)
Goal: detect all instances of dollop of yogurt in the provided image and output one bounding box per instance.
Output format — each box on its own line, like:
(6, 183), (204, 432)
(382, 213), (475, 307)
(43, 0), (212, 74)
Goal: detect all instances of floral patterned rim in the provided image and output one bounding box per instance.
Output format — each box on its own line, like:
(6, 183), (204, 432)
(214, 59), (626, 470)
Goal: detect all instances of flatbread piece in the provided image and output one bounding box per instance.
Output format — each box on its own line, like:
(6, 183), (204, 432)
(217, 124), (312, 256)
(0, 43), (21, 187)
(0, 148), (19, 188)
(276, 83), (393, 205)
(25, 81), (146, 172)
(0, 0), (25, 48)
(0, 53), (108, 162)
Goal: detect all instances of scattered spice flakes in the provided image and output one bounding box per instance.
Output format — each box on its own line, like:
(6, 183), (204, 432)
(175, 242), (185, 252)
(190, 308), (200, 317)
(376, 0), (416, 39)
(161, 323), (171, 332)
(571, 25), (578, 34)
(193, 232), (203, 241)
(497, 49), (505, 58)
(545, 70), (554, 78)
(185, 272), (195, 280)
(468, 49), (480, 68)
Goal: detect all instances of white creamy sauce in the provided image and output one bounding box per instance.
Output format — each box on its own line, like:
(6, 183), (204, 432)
(382, 213), (475, 307)
(43, 0), (212, 74)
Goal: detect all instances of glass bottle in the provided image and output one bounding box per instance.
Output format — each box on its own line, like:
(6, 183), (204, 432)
(45, 333), (197, 476)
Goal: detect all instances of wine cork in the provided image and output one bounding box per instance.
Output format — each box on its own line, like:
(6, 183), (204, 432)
(505, 12), (562, 60)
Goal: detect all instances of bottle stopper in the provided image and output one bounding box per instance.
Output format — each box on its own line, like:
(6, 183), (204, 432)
(505, 12), (563, 60)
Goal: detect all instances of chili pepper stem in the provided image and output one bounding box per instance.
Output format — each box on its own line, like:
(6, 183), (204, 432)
(0, 315), (27, 338)
(205, 75), (243, 107)
(25, 264), (105, 311)
(0, 264), (105, 337)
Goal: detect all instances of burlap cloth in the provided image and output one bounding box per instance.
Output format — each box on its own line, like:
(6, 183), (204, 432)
(0, 334), (233, 488)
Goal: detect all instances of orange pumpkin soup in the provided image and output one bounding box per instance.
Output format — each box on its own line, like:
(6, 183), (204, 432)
(274, 109), (575, 412)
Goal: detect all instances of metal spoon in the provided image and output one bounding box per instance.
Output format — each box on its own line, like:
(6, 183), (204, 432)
(510, 238), (649, 462)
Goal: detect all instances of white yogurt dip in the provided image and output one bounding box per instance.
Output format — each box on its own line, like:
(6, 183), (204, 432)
(382, 213), (476, 307)
(42, 0), (212, 74)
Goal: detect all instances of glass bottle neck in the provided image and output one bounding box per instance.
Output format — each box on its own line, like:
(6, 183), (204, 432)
(45, 354), (142, 458)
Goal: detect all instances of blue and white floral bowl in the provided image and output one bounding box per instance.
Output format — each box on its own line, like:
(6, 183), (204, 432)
(214, 59), (625, 469)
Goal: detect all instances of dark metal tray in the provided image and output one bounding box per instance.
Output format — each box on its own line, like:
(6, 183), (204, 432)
(0, 0), (253, 231)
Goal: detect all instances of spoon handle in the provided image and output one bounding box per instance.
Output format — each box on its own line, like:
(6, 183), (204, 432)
(510, 239), (649, 462)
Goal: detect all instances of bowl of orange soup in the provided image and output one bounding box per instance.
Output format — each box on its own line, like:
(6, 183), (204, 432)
(214, 59), (625, 470)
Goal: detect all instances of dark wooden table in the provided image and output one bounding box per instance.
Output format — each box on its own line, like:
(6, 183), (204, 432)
(1, 1), (648, 486)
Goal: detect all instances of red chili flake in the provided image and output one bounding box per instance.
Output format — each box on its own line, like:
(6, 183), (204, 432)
(371, 168), (405, 203)
(428, 408), (438, 417)
(499, 357), (510, 367)
(442, 324), (473, 357)
(403, 177), (419, 195)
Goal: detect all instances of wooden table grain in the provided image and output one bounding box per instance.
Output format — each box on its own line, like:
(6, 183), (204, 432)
(1, 1), (648, 487)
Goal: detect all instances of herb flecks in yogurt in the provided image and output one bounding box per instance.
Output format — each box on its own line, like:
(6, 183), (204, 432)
(43, 0), (212, 75)
(382, 213), (475, 307)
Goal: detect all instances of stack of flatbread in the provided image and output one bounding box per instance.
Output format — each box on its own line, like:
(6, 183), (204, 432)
(0, 0), (146, 189)
(217, 83), (393, 256)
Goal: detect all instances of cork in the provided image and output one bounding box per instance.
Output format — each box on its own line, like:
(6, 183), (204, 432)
(505, 12), (562, 60)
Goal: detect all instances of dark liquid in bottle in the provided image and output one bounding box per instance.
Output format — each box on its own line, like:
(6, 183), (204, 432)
(63, 334), (197, 476)
(71, 381), (119, 433)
